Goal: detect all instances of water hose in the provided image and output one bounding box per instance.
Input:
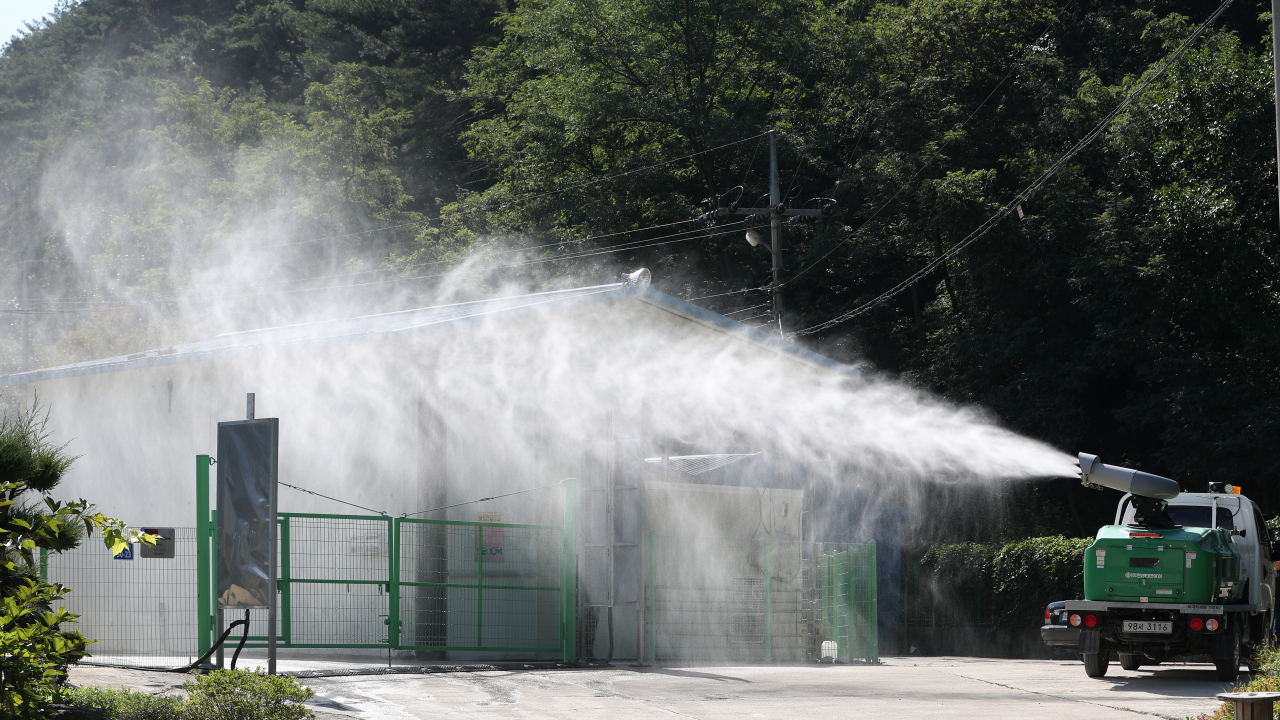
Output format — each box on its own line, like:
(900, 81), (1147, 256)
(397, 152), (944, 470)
(165, 612), (248, 673)
(229, 609), (250, 670)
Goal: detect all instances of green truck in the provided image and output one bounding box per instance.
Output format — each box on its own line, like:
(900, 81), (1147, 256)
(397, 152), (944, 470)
(1063, 453), (1276, 680)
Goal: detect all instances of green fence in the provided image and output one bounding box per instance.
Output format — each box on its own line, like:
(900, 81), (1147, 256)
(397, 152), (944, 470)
(195, 457), (578, 662)
(45, 456), (881, 668)
(819, 546), (878, 663)
(645, 534), (877, 664)
(43, 528), (201, 668)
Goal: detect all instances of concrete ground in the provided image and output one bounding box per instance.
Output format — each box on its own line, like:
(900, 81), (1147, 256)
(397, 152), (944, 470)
(69, 656), (1240, 720)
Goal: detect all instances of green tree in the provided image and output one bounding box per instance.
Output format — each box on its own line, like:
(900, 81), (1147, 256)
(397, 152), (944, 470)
(452, 0), (824, 289)
(0, 400), (149, 718)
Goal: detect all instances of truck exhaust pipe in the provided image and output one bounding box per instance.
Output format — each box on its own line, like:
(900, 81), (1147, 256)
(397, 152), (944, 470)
(1078, 453), (1180, 500)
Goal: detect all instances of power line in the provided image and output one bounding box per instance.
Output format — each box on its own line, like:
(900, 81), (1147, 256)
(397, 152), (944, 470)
(722, 302), (770, 317)
(28, 223), (750, 309)
(402, 480), (567, 519)
(786, 62), (1020, 288)
(192, 131), (771, 255)
(794, 0), (1234, 338)
(12, 132), (769, 308)
(684, 286), (770, 302)
(36, 218), (706, 305)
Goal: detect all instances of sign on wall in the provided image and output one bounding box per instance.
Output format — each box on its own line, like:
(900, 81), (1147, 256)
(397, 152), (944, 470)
(478, 512), (504, 562)
(140, 527), (175, 559)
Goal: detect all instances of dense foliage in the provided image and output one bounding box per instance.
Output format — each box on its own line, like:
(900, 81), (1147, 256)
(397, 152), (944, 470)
(64, 670), (315, 720)
(907, 536), (1090, 655)
(2, 0), (1280, 536)
(0, 401), (145, 718)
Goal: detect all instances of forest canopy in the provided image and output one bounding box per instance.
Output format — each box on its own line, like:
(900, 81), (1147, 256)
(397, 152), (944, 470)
(1, 0), (1278, 538)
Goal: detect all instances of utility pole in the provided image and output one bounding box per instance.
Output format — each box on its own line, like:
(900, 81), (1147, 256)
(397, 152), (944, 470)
(698, 129), (836, 337)
(21, 260), (29, 374)
(769, 131), (784, 336)
(1272, 0), (1280, 231)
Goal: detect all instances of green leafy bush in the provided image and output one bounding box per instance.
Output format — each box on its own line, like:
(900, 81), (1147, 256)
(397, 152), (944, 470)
(1, 400), (152, 718)
(63, 685), (182, 720)
(991, 536), (1093, 629)
(64, 671), (315, 720)
(181, 670), (314, 720)
(1193, 644), (1280, 719)
(909, 536), (1091, 655)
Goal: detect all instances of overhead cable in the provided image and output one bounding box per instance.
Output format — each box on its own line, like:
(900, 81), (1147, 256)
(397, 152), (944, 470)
(279, 481), (387, 517)
(402, 480), (567, 518)
(794, 0), (1235, 337)
(30, 223), (748, 309)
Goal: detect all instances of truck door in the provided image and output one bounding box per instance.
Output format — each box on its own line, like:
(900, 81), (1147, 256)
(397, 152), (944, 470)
(1251, 502), (1275, 611)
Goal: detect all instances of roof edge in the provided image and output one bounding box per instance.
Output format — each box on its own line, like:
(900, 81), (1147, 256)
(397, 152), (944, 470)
(637, 289), (861, 379)
(0, 283), (635, 386)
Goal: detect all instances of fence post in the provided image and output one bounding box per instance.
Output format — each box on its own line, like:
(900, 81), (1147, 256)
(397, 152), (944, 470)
(476, 524), (484, 649)
(280, 516), (291, 645)
(561, 478), (577, 663)
(819, 554), (830, 649)
(764, 534), (773, 664)
(836, 551), (848, 660)
(196, 454), (212, 659)
(647, 529), (656, 665)
(388, 517), (399, 649)
(869, 540), (878, 664)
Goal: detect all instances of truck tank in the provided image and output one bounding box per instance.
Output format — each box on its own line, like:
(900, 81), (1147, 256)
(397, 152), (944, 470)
(1083, 525), (1242, 604)
(1078, 453), (1244, 604)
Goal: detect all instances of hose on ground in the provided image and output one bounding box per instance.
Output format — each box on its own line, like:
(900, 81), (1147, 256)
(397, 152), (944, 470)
(229, 609), (250, 670)
(165, 613), (249, 673)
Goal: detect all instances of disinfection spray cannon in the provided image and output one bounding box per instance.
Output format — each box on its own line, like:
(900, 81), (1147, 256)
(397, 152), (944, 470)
(1070, 453), (1256, 682)
(1078, 453), (1181, 528)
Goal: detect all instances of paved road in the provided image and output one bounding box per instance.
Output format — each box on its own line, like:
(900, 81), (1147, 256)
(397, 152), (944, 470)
(70, 656), (1237, 719)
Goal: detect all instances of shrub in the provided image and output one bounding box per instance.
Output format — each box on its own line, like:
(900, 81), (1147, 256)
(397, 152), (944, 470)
(63, 685), (183, 720)
(181, 670), (314, 720)
(1, 399), (151, 718)
(909, 536), (1091, 655)
(991, 536), (1093, 628)
(918, 542), (997, 626)
(1192, 645), (1280, 720)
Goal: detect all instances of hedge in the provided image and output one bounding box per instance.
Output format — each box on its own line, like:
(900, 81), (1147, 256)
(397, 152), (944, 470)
(906, 536), (1092, 656)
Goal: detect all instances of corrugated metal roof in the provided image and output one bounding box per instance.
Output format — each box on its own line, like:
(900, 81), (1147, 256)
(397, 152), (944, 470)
(0, 283), (629, 386)
(0, 280), (860, 386)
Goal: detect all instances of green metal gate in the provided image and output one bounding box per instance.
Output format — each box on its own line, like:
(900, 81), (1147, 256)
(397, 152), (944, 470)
(819, 545), (878, 663)
(645, 534), (878, 664)
(194, 456), (578, 661)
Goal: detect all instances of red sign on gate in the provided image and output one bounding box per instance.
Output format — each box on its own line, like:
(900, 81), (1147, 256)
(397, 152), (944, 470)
(480, 526), (504, 562)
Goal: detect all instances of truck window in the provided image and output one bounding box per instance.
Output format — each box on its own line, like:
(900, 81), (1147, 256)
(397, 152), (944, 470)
(1123, 503), (1234, 529)
(1252, 506), (1271, 559)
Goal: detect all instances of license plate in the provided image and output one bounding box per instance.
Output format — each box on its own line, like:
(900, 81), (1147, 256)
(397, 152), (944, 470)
(1122, 620), (1172, 634)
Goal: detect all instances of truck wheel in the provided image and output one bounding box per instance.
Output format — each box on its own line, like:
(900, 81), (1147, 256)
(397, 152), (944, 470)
(1084, 651), (1110, 678)
(1119, 653), (1142, 671)
(1215, 637), (1241, 682)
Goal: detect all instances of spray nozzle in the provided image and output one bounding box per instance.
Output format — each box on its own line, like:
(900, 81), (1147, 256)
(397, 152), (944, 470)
(621, 268), (651, 292)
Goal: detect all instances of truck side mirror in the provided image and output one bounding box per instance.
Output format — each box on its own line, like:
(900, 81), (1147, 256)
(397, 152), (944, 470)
(1231, 529), (1246, 538)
